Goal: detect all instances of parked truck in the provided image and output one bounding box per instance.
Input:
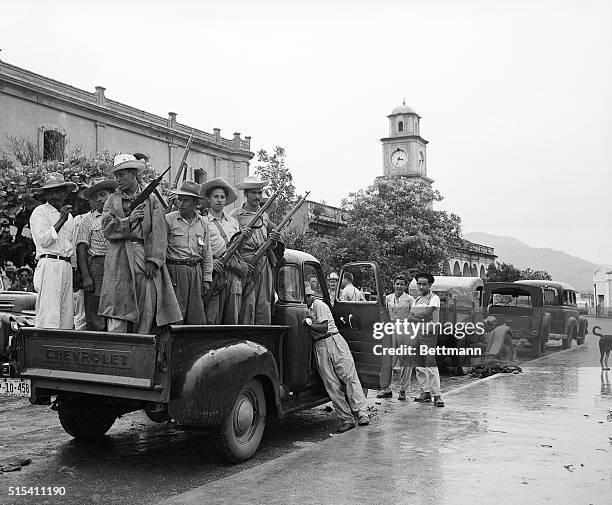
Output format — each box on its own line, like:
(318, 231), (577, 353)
(1, 251), (391, 462)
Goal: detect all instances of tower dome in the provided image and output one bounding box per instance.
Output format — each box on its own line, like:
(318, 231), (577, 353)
(389, 99), (416, 115)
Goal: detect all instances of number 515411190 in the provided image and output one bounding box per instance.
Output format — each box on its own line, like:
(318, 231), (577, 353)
(8, 487), (66, 496)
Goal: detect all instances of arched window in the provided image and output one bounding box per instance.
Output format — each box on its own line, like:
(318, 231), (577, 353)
(398, 121), (403, 132)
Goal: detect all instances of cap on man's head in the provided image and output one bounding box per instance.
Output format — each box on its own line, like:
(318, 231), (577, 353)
(328, 272), (339, 280)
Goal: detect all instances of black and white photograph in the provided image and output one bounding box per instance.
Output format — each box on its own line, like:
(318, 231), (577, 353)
(0, 1), (611, 504)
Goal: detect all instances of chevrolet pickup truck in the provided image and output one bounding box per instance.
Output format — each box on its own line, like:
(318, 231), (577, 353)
(1, 251), (391, 462)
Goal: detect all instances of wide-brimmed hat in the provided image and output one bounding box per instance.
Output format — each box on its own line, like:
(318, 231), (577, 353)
(235, 175), (269, 190)
(108, 154), (146, 174)
(4, 261), (16, 273)
(414, 272), (435, 285)
(16, 265), (33, 276)
(200, 177), (238, 205)
(32, 172), (78, 193)
(170, 181), (202, 199)
(82, 177), (119, 199)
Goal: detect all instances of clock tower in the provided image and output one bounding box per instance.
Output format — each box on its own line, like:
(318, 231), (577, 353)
(380, 100), (432, 185)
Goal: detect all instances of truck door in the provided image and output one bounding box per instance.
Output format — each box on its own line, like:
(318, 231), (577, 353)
(332, 262), (392, 390)
(543, 288), (562, 333)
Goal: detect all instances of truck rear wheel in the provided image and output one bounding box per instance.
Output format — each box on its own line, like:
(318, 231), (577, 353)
(531, 313), (551, 358)
(562, 319), (576, 350)
(218, 379), (266, 463)
(59, 407), (116, 440)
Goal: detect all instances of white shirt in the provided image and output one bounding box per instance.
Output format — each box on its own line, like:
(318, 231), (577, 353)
(30, 203), (75, 259)
(385, 292), (414, 320)
(340, 283), (365, 301)
(412, 292), (441, 324)
(308, 299), (339, 335)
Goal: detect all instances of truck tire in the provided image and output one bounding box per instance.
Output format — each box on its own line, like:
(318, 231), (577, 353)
(562, 318), (576, 350)
(531, 313), (551, 358)
(59, 408), (116, 440)
(218, 378), (266, 463)
(576, 319), (587, 345)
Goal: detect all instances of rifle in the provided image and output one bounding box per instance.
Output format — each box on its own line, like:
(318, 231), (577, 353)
(242, 192), (310, 295)
(127, 165), (173, 216)
(172, 129), (195, 188)
(203, 184), (285, 303)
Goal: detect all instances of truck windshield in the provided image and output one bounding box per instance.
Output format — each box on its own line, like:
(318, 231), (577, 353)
(277, 264), (302, 303)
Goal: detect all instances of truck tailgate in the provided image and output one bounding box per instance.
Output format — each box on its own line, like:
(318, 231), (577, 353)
(17, 328), (158, 388)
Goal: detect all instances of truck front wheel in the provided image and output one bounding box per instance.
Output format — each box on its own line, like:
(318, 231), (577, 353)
(58, 407), (116, 440)
(218, 379), (266, 463)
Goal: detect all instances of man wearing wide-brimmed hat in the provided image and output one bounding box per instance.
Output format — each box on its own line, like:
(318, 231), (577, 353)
(200, 177), (249, 324)
(229, 175), (282, 325)
(74, 177), (118, 331)
(29, 172), (77, 328)
(99, 154), (182, 333)
(9, 265), (34, 292)
(164, 181), (213, 324)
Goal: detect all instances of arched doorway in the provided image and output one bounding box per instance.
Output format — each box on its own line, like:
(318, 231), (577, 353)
(479, 265), (486, 279)
(453, 261), (462, 276)
(463, 263), (470, 277)
(471, 264), (478, 277)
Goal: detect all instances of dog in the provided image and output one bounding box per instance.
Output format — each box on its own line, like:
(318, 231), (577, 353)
(592, 326), (612, 370)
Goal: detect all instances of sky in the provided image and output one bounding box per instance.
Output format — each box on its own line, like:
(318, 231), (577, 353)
(1, 0), (611, 264)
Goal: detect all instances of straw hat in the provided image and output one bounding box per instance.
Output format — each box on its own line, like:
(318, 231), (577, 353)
(108, 154), (146, 174)
(199, 177), (238, 205)
(82, 177), (118, 199)
(16, 265), (33, 277)
(32, 172), (78, 193)
(235, 175), (269, 190)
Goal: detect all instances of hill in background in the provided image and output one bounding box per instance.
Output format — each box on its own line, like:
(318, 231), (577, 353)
(464, 232), (608, 293)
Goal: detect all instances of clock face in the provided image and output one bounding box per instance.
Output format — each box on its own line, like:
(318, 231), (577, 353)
(390, 148), (408, 168)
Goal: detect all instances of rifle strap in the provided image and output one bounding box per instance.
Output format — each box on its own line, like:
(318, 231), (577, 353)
(211, 218), (229, 246)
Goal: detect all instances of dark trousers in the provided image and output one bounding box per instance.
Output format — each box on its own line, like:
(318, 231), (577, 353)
(84, 292), (106, 331)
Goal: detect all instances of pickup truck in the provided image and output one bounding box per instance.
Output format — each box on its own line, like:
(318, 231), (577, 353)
(1, 251), (391, 463)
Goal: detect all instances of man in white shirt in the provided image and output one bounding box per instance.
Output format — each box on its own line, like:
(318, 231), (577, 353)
(304, 286), (370, 433)
(377, 275), (415, 400)
(339, 272), (365, 301)
(30, 172), (77, 329)
(408, 272), (444, 407)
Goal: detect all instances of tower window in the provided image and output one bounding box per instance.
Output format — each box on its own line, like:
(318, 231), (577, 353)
(43, 130), (65, 161)
(398, 121), (403, 132)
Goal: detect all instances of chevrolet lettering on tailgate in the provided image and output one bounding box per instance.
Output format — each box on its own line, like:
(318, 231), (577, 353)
(43, 346), (131, 369)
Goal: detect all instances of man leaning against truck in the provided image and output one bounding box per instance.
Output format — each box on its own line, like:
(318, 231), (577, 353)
(99, 154), (182, 334)
(304, 285), (370, 433)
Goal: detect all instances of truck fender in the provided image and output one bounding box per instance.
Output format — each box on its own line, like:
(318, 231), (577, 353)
(168, 339), (281, 426)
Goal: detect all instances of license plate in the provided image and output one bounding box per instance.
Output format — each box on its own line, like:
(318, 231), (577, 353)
(0, 378), (31, 397)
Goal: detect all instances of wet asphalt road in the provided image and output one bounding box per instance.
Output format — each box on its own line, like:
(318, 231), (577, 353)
(0, 320), (595, 505)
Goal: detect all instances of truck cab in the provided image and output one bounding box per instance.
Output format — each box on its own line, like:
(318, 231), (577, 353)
(3, 250), (391, 463)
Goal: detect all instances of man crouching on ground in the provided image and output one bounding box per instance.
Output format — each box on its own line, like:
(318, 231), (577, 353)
(304, 285), (370, 432)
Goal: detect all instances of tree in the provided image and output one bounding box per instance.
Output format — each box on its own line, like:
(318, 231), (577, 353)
(519, 268), (552, 281)
(485, 262), (552, 282)
(252, 147), (298, 222)
(486, 262), (522, 282)
(329, 176), (463, 290)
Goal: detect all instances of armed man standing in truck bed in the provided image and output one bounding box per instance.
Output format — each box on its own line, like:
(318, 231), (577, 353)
(99, 154), (182, 334)
(229, 175), (282, 325)
(165, 181), (213, 325)
(201, 177), (249, 324)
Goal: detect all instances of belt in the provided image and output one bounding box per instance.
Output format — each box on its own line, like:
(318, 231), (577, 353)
(40, 254), (71, 262)
(313, 332), (337, 342)
(167, 258), (201, 267)
(130, 238), (144, 244)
